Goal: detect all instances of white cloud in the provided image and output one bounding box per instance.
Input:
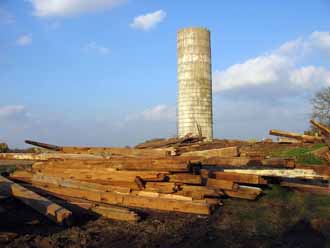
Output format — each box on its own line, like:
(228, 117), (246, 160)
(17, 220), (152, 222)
(130, 10), (166, 31)
(290, 66), (330, 88)
(16, 34), (32, 46)
(28, 0), (126, 17)
(0, 105), (26, 118)
(214, 31), (330, 93)
(309, 31), (330, 52)
(213, 97), (310, 140)
(127, 104), (176, 121)
(84, 42), (110, 55)
(0, 8), (15, 24)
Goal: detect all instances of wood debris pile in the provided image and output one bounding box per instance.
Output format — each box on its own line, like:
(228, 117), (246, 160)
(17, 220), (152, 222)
(0, 130), (329, 225)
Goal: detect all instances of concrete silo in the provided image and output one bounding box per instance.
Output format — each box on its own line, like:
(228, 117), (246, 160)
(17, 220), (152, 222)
(177, 27), (213, 140)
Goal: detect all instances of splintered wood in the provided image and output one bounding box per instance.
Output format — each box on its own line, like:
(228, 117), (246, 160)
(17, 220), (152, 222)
(1, 134), (329, 223)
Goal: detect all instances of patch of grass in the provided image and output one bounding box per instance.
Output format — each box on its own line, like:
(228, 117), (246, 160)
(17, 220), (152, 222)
(264, 184), (294, 201)
(270, 144), (327, 164)
(262, 185), (330, 220)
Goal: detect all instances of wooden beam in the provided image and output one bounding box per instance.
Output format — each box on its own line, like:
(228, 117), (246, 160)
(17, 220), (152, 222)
(269, 129), (322, 143)
(61, 147), (175, 157)
(167, 173), (202, 185)
(0, 153), (109, 161)
(25, 140), (176, 157)
(32, 158), (191, 172)
(202, 157), (295, 168)
(206, 178), (239, 191)
(223, 169), (329, 180)
(310, 119), (330, 135)
(180, 147), (239, 158)
(32, 168), (169, 182)
(28, 184), (213, 215)
(10, 172), (134, 193)
(0, 176), (72, 225)
(211, 171), (268, 185)
(20, 184), (140, 222)
(224, 186), (262, 200)
(135, 136), (204, 149)
(25, 140), (62, 151)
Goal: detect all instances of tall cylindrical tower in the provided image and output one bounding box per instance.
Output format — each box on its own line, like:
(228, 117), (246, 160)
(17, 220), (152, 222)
(177, 27), (213, 140)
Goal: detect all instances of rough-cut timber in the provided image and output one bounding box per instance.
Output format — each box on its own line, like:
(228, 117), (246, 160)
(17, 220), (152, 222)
(32, 157), (191, 172)
(0, 153), (109, 161)
(223, 169), (330, 180)
(310, 119), (330, 135)
(180, 146), (238, 158)
(61, 147), (175, 157)
(30, 184), (213, 215)
(32, 168), (169, 182)
(167, 173), (202, 184)
(25, 140), (176, 157)
(206, 178), (239, 191)
(22, 185), (140, 222)
(10, 172), (135, 193)
(25, 140), (61, 151)
(135, 136), (204, 149)
(224, 186), (262, 200)
(202, 157), (295, 168)
(278, 138), (301, 144)
(310, 119), (330, 149)
(269, 129), (322, 143)
(211, 171), (268, 185)
(0, 176), (72, 225)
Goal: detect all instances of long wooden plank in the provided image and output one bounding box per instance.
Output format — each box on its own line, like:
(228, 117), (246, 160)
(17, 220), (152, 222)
(25, 140), (176, 157)
(224, 186), (262, 200)
(135, 136), (204, 149)
(310, 119), (330, 135)
(32, 168), (169, 182)
(30, 184), (212, 215)
(61, 147), (175, 157)
(32, 158), (191, 172)
(167, 173), (202, 184)
(211, 171), (268, 185)
(0, 153), (109, 161)
(269, 129), (322, 143)
(10, 172), (204, 195)
(223, 169), (330, 180)
(206, 178), (238, 191)
(20, 184), (140, 222)
(10, 172), (134, 193)
(25, 140), (62, 151)
(202, 157), (295, 168)
(176, 185), (220, 199)
(0, 176), (72, 225)
(180, 147), (239, 158)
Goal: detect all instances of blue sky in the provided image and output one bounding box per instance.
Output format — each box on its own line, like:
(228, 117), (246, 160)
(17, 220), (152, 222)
(0, 0), (330, 148)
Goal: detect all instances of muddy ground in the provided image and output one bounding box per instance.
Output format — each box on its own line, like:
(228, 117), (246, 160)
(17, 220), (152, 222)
(1, 185), (329, 248)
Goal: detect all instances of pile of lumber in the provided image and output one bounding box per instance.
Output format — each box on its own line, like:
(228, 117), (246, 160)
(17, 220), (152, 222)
(1, 136), (329, 225)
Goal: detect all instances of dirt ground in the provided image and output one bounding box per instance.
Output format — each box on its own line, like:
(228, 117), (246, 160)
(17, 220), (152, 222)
(1, 186), (329, 248)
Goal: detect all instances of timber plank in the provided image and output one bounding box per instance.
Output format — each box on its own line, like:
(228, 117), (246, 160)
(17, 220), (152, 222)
(0, 176), (72, 225)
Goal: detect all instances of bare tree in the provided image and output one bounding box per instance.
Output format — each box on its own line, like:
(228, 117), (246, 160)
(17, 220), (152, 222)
(311, 86), (330, 126)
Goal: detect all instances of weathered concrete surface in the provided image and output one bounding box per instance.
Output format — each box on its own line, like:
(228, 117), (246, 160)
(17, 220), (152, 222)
(177, 27), (213, 140)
